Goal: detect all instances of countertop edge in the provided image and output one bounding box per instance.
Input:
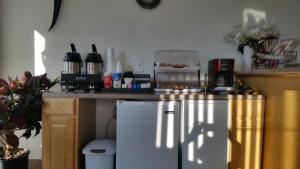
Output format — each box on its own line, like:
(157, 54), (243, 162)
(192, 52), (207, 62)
(43, 92), (265, 100)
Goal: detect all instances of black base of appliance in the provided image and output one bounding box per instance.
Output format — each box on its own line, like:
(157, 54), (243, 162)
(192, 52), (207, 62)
(60, 73), (103, 92)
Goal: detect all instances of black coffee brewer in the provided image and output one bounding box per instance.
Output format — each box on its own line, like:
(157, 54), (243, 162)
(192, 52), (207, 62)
(208, 58), (235, 92)
(61, 44), (103, 92)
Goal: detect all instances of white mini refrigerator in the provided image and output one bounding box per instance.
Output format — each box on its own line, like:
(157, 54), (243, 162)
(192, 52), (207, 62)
(116, 100), (228, 169)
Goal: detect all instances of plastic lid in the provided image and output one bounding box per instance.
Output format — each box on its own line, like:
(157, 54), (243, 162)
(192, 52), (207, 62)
(82, 139), (116, 156)
(85, 44), (103, 63)
(155, 50), (200, 67)
(104, 72), (112, 76)
(154, 50), (200, 67)
(85, 53), (103, 63)
(64, 52), (82, 62)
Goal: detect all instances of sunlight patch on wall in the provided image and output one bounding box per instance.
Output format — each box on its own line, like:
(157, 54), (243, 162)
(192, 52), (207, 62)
(34, 30), (46, 75)
(242, 8), (266, 28)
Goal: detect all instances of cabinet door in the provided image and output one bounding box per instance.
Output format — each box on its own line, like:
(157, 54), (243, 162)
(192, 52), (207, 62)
(43, 116), (75, 169)
(43, 98), (77, 169)
(117, 101), (179, 169)
(181, 100), (228, 169)
(228, 99), (264, 169)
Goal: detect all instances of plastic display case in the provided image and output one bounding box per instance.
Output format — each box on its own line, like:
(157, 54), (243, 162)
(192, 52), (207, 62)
(154, 50), (200, 91)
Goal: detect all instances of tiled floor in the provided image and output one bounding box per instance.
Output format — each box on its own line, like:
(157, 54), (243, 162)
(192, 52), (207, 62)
(29, 160), (41, 169)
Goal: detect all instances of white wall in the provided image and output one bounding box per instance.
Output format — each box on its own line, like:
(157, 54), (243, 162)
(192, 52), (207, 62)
(1, 0), (300, 159)
(1, 0), (299, 79)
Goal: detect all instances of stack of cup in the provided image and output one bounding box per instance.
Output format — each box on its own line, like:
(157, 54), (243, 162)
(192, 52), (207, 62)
(104, 47), (115, 89)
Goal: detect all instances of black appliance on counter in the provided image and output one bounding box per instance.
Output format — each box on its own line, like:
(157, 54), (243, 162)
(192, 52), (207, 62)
(60, 73), (103, 92)
(208, 58), (235, 91)
(61, 44), (103, 92)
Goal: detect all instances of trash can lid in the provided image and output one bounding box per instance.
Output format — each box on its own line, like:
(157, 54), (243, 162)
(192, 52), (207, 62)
(82, 139), (116, 156)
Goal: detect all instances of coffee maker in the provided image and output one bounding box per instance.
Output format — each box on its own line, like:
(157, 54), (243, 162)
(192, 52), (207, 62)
(61, 44), (103, 92)
(208, 59), (235, 91)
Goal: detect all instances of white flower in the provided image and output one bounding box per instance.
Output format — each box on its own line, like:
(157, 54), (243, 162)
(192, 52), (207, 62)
(13, 94), (21, 101)
(225, 19), (280, 45)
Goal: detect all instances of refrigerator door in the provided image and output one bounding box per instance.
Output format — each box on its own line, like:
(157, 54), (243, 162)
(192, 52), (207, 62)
(116, 101), (179, 169)
(181, 100), (228, 169)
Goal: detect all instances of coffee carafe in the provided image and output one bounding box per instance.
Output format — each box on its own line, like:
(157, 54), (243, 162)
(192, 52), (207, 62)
(85, 44), (103, 75)
(63, 43), (82, 74)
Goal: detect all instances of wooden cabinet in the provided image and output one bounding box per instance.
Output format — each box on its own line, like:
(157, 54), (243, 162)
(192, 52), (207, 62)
(42, 98), (96, 169)
(228, 97), (265, 169)
(238, 73), (300, 169)
(43, 116), (75, 169)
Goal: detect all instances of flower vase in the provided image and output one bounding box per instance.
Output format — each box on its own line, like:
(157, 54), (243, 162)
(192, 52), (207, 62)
(243, 45), (254, 70)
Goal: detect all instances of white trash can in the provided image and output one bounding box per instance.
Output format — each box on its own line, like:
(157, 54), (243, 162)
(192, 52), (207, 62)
(82, 139), (116, 169)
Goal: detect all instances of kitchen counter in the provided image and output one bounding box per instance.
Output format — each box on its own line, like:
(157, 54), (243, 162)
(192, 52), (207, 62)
(43, 91), (264, 100)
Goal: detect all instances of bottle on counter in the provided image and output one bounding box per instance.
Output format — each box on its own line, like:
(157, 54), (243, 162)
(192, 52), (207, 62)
(122, 71), (133, 89)
(104, 72), (113, 89)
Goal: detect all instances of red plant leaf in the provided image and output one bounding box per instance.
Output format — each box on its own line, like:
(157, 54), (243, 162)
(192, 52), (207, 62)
(5, 133), (19, 148)
(24, 71), (32, 80)
(0, 87), (9, 95)
(9, 115), (27, 129)
(0, 79), (10, 95)
(0, 79), (9, 87)
(0, 101), (9, 113)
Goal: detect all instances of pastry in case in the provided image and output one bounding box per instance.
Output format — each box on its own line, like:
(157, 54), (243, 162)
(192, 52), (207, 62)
(154, 50), (200, 90)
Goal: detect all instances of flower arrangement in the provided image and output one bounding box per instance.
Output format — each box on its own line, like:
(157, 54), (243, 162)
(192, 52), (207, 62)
(224, 19), (281, 53)
(0, 71), (58, 160)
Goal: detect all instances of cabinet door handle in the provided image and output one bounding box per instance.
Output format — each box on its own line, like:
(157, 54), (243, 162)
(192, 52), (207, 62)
(164, 111), (175, 115)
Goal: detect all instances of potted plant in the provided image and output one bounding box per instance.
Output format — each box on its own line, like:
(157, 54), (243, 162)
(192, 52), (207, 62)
(224, 19), (281, 69)
(0, 71), (58, 169)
